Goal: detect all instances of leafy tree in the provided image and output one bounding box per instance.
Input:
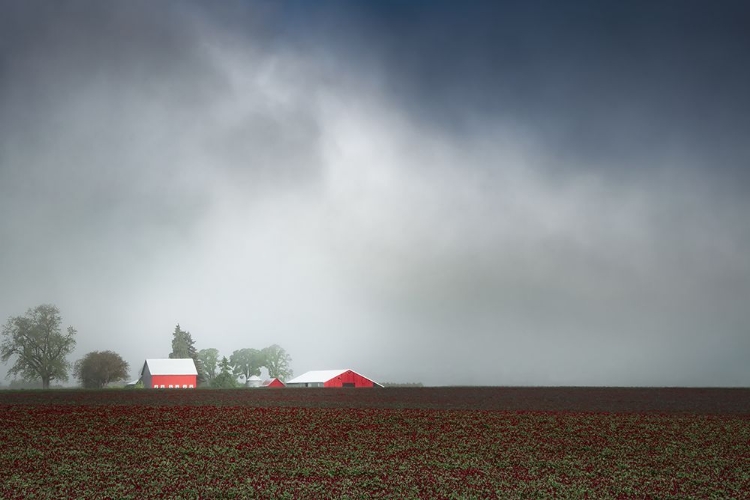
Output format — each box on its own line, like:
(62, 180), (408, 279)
(262, 344), (293, 380)
(197, 348), (219, 384)
(169, 324), (205, 384)
(211, 356), (238, 389)
(73, 350), (130, 388)
(230, 348), (264, 386)
(1, 304), (77, 389)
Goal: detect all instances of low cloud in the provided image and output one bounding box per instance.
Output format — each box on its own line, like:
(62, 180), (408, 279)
(1, 2), (748, 386)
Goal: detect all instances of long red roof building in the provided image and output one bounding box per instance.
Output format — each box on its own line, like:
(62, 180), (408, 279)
(286, 369), (382, 388)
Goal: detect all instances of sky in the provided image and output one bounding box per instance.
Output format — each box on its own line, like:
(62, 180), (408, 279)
(1, 1), (749, 386)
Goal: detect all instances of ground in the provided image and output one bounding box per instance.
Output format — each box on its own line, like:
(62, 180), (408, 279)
(1, 387), (748, 498)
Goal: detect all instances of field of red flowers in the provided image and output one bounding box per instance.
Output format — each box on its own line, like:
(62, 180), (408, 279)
(1, 387), (748, 498)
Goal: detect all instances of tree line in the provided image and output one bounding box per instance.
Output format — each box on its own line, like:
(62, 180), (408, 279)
(168, 324), (293, 388)
(1, 304), (292, 389)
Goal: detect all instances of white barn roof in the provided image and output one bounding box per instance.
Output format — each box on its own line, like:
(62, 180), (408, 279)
(287, 369), (349, 384)
(142, 358), (198, 376)
(286, 369), (384, 385)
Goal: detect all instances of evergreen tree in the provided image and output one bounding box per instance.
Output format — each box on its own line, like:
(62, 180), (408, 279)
(169, 324), (196, 359)
(169, 324), (205, 385)
(211, 356), (238, 389)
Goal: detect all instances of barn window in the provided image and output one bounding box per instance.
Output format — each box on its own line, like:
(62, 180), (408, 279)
(182, 385), (187, 389)
(189, 385), (194, 388)
(169, 385), (174, 389)
(160, 385), (165, 388)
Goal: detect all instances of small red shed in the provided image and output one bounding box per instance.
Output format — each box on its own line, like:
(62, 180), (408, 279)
(141, 359), (198, 389)
(261, 378), (286, 388)
(286, 369), (382, 388)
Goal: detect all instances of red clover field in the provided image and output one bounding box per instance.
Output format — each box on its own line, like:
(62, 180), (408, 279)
(1, 387), (748, 499)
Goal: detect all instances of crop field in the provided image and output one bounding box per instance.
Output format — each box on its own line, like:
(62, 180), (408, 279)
(1, 388), (748, 499)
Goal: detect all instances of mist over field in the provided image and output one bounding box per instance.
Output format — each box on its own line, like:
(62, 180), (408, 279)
(1, 1), (749, 387)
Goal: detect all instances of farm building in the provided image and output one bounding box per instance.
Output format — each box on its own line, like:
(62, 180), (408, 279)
(261, 378), (285, 388)
(246, 375), (262, 388)
(141, 358), (198, 389)
(286, 369), (383, 388)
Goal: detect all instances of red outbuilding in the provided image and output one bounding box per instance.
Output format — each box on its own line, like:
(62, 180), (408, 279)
(286, 369), (383, 388)
(141, 359), (198, 389)
(261, 378), (286, 388)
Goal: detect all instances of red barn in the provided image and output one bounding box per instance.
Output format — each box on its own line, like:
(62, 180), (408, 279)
(286, 369), (382, 388)
(261, 378), (286, 388)
(141, 359), (198, 389)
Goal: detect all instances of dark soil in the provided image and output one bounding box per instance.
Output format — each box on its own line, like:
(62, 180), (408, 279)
(1, 386), (748, 414)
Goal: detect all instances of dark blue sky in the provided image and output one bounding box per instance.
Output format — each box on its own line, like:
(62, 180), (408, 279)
(238, 1), (750, 177)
